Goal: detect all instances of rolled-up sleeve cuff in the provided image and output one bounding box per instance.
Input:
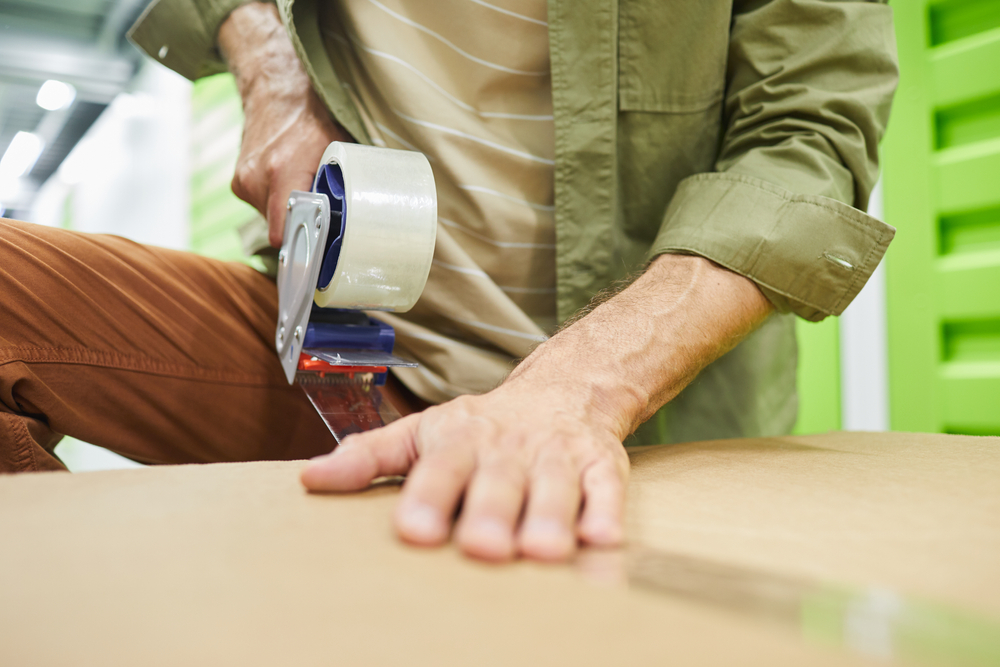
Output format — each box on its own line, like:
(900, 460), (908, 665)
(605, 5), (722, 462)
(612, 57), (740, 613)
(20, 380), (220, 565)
(128, 0), (264, 80)
(647, 173), (895, 321)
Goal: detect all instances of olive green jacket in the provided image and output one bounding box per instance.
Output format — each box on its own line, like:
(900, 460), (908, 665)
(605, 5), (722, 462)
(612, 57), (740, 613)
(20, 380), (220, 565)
(130, 0), (899, 444)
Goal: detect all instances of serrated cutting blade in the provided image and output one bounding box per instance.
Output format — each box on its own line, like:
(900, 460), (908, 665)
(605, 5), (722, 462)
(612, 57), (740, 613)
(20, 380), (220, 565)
(296, 372), (401, 444)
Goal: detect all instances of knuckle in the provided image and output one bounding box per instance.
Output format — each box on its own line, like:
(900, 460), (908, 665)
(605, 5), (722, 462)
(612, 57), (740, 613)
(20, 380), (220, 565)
(532, 446), (574, 477)
(264, 157), (282, 183)
(230, 173), (246, 199)
(445, 395), (478, 415)
(422, 398), (476, 433)
(482, 457), (528, 488)
(433, 414), (498, 447)
(586, 435), (630, 472)
(609, 445), (631, 477)
(231, 162), (258, 204)
(417, 455), (469, 486)
(586, 450), (626, 484)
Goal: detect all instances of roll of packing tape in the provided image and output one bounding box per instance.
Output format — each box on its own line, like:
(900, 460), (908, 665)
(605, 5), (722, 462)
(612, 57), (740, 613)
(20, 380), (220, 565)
(311, 142), (437, 312)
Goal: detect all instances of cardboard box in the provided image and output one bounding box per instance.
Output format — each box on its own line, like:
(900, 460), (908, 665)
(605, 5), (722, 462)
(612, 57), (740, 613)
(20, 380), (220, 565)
(1, 431), (997, 665)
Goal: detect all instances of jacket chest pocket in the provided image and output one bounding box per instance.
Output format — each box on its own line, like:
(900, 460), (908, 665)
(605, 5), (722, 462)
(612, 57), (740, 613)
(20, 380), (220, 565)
(618, 0), (732, 113)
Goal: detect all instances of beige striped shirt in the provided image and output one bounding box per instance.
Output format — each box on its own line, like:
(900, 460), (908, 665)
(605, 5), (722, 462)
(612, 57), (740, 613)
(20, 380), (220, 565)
(320, 0), (556, 403)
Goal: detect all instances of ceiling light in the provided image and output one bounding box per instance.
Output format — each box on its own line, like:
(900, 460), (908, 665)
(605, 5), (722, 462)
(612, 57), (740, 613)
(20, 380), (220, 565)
(0, 132), (45, 181)
(36, 80), (76, 111)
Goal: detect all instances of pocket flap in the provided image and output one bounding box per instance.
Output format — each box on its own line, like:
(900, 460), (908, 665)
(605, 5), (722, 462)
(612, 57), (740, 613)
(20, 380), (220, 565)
(619, 1), (731, 113)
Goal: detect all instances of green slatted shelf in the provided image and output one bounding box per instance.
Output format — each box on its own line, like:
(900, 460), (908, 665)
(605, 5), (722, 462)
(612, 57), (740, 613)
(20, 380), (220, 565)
(938, 262), (1000, 317)
(884, 0), (1000, 435)
(930, 29), (1000, 105)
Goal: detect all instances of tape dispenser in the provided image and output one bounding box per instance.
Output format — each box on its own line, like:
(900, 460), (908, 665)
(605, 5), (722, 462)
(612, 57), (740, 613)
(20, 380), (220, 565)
(275, 142), (436, 442)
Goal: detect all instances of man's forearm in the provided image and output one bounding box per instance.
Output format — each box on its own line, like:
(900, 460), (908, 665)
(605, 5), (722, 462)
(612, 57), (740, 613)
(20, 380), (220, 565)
(216, 2), (348, 245)
(506, 254), (774, 440)
(218, 3), (304, 98)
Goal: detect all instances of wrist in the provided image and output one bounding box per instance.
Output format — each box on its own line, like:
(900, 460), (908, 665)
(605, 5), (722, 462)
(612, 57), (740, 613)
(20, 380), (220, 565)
(218, 3), (308, 100)
(504, 339), (649, 442)
(505, 255), (773, 441)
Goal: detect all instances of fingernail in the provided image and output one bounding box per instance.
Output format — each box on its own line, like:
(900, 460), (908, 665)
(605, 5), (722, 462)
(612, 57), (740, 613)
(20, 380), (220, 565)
(522, 518), (565, 538)
(471, 518), (508, 542)
(583, 518), (623, 545)
(461, 518), (514, 560)
(399, 503), (444, 542)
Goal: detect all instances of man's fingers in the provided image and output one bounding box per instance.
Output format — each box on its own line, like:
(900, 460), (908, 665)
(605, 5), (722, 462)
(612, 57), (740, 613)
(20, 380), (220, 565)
(577, 456), (626, 547)
(230, 162), (265, 216)
(517, 447), (581, 561)
(266, 187), (288, 248)
(394, 440), (477, 548)
(300, 414), (419, 492)
(455, 452), (529, 562)
(265, 167), (318, 247)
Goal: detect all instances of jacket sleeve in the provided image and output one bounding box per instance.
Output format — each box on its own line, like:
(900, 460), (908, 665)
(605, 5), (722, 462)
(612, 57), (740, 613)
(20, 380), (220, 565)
(646, 0), (899, 321)
(127, 0), (274, 80)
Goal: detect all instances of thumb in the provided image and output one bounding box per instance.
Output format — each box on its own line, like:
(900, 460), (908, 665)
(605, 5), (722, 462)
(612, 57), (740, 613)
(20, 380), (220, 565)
(300, 413), (421, 492)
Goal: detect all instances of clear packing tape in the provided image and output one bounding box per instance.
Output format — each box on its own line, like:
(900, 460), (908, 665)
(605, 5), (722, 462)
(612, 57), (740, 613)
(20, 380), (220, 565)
(312, 142), (436, 311)
(274, 142), (437, 383)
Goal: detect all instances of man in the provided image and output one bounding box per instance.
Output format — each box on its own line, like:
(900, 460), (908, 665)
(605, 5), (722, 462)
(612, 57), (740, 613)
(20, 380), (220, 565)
(0, 0), (896, 562)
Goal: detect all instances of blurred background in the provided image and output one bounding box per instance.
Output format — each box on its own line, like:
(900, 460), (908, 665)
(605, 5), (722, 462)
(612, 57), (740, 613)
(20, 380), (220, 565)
(0, 0), (997, 471)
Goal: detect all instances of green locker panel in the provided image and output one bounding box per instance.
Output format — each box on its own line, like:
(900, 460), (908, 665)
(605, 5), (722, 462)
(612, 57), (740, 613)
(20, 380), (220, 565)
(793, 318), (841, 435)
(883, 0), (1000, 435)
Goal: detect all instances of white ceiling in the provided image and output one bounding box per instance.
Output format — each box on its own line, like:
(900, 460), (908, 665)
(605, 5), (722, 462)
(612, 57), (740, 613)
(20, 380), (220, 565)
(0, 0), (149, 215)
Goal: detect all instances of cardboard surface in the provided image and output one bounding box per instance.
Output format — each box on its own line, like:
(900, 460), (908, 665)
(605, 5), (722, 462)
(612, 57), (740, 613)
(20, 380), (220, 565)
(626, 432), (1000, 618)
(1, 431), (997, 666)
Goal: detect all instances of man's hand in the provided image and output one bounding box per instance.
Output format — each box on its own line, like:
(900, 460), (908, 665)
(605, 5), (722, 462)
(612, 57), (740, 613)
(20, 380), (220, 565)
(218, 2), (351, 247)
(302, 255), (774, 561)
(303, 381), (630, 562)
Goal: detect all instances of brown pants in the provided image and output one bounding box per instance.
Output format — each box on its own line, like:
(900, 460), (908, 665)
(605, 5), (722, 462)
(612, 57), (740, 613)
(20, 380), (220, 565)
(0, 219), (424, 473)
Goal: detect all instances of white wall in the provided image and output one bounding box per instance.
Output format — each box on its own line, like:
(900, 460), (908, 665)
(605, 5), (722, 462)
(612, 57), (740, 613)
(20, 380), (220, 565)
(31, 60), (191, 248)
(839, 179), (891, 431)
